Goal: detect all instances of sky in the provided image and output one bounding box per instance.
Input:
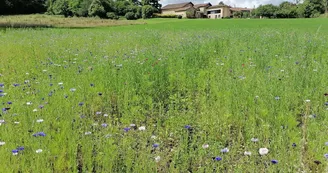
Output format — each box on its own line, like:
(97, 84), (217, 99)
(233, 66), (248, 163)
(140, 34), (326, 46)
(161, 0), (297, 8)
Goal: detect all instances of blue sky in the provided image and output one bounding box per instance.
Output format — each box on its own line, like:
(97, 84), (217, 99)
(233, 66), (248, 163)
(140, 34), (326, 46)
(161, 0), (298, 8)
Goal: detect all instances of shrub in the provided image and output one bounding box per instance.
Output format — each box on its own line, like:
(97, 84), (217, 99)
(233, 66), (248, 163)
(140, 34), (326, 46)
(142, 5), (155, 19)
(106, 12), (119, 20)
(177, 15), (182, 19)
(125, 12), (136, 20)
(152, 13), (178, 18)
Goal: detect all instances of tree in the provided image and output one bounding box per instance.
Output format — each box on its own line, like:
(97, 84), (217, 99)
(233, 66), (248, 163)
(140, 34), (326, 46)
(186, 8), (197, 18)
(88, 0), (106, 18)
(254, 4), (279, 18)
(218, 1), (225, 5)
(142, 5), (155, 19)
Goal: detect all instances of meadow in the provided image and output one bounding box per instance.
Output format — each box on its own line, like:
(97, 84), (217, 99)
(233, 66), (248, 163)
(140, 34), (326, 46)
(1, 18), (328, 172)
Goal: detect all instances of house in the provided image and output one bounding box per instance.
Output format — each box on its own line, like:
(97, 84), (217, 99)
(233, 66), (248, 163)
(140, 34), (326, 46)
(161, 2), (251, 19)
(194, 3), (212, 18)
(161, 2), (195, 18)
(206, 5), (231, 19)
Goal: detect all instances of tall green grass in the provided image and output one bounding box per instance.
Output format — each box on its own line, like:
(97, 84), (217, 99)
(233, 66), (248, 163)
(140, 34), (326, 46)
(0, 18), (328, 172)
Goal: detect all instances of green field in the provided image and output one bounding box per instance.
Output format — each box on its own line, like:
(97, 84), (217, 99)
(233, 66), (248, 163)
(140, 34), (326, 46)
(1, 18), (328, 172)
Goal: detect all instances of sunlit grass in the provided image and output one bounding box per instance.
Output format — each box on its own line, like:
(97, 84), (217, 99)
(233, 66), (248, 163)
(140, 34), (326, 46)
(0, 18), (328, 172)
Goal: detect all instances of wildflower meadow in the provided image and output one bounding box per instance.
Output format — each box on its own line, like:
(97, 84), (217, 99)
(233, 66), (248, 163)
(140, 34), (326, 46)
(1, 18), (328, 172)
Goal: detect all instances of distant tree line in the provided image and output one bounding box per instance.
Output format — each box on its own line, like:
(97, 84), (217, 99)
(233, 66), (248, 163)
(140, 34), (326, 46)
(253, 0), (328, 18)
(0, 0), (161, 19)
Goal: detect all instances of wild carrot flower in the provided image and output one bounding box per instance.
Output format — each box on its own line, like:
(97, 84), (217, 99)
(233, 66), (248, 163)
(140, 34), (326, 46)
(259, 148), (269, 155)
(202, 144), (209, 149)
(155, 156), (161, 162)
(244, 151), (252, 156)
(138, 126), (146, 131)
(221, 148), (229, 153)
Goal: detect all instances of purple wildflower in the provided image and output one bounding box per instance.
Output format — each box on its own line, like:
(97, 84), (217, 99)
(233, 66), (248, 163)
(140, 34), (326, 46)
(271, 160), (278, 164)
(33, 132), (46, 137)
(13, 83), (20, 87)
(292, 143), (297, 147)
(215, 156), (222, 161)
(78, 102), (84, 106)
(184, 125), (191, 129)
(0, 84), (4, 88)
(39, 105), (44, 109)
(123, 127), (131, 132)
(17, 146), (24, 151)
(7, 101), (12, 104)
(153, 143), (159, 148)
(96, 112), (102, 115)
(12, 149), (19, 155)
(101, 123), (108, 127)
(324, 154), (328, 159)
(0, 90), (3, 93)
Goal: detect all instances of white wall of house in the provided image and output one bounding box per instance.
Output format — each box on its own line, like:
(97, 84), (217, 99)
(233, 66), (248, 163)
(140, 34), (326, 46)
(206, 8), (223, 19)
(175, 11), (187, 18)
(205, 7), (231, 19)
(162, 10), (176, 15)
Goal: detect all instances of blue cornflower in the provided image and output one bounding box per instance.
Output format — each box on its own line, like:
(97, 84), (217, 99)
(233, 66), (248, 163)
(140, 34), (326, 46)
(215, 156), (222, 161)
(123, 127), (131, 132)
(101, 123), (108, 127)
(184, 125), (191, 129)
(324, 154), (328, 159)
(292, 143), (297, 147)
(7, 101), (12, 104)
(13, 83), (20, 87)
(78, 102), (84, 106)
(33, 132), (46, 137)
(271, 160), (278, 164)
(2, 107), (10, 112)
(153, 143), (159, 148)
(39, 105), (44, 109)
(12, 149), (19, 155)
(0, 84), (4, 88)
(0, 90), (3, 93)
(17, 146), (24, 151)
(0, 94), (4, 97)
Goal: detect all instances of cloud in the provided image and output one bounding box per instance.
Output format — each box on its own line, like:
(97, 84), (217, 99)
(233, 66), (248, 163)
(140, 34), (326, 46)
(161, 0), (296, 8)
